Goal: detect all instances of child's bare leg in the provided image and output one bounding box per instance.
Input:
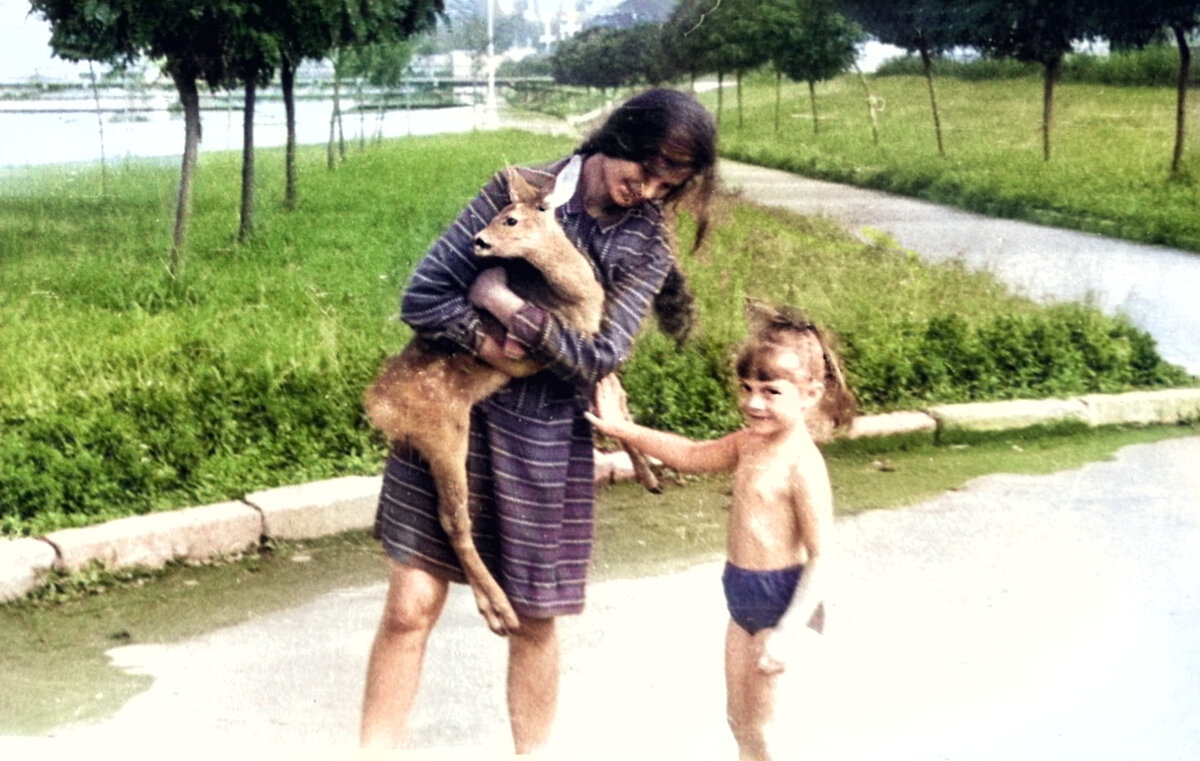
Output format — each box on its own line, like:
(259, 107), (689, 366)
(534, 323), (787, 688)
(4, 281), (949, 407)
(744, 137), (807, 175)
(725, 619), (777, 761)
(361, 561), (449, 748)
(507, 615), (559, 754)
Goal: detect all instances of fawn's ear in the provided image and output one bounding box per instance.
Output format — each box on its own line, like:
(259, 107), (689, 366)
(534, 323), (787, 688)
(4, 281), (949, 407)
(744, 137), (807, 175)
(505, 167), (543, 205)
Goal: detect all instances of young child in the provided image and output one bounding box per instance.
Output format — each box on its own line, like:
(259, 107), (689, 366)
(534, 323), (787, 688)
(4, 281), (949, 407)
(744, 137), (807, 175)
(586, 301), (855, 761)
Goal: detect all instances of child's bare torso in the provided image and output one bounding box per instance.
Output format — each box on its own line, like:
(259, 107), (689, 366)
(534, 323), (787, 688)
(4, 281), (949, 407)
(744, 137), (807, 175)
(727, 429), (831, 570)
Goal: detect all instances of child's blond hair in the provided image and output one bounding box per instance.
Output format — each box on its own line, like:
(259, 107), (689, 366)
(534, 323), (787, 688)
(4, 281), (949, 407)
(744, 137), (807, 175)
(735, 300), (856, 442)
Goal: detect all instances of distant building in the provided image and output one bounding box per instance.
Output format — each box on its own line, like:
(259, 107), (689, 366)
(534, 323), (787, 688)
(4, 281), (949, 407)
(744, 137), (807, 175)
(585, 0), (677, 30)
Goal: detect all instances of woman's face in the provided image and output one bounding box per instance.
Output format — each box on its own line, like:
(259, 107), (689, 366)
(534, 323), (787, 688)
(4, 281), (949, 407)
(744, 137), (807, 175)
(598, 154), (694, 209)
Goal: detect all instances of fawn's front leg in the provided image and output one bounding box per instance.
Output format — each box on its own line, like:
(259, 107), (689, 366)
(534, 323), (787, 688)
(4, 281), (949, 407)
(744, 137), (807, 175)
(623, 442), (662, 494)
(426, 436), (520, 636)
(610, 375), (661, 494)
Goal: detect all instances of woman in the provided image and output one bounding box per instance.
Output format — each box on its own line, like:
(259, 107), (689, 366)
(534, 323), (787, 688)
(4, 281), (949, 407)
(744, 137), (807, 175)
(361, 88), (718, 753)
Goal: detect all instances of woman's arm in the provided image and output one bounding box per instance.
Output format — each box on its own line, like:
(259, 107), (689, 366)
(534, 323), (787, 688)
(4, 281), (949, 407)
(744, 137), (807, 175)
(585, 376), (739, 474)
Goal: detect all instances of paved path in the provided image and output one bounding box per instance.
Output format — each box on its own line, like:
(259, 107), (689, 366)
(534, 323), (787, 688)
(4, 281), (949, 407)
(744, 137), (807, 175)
(24, 435), (1200, 760)
(719, 162), (1200, 376)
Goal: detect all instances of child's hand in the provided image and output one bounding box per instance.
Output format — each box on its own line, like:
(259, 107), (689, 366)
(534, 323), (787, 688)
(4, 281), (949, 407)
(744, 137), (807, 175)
(585, 375), (629, 435)
(756, 628), (787, 675)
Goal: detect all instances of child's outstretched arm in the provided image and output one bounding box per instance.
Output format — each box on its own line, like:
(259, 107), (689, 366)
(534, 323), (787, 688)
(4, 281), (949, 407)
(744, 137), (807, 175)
(586, 376), (739, 474)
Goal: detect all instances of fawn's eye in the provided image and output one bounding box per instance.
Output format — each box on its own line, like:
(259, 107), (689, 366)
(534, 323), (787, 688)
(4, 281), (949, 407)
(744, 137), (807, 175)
(505, 217), (518, 226)
(537, 203), (549, 212)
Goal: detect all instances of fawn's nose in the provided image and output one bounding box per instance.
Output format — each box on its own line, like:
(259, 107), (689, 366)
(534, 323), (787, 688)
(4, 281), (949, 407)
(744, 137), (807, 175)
(474, 236), (491, 251)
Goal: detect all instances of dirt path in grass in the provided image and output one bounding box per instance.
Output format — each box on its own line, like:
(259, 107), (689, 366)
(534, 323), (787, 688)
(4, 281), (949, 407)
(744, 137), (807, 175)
(13, 435), (1198, 760)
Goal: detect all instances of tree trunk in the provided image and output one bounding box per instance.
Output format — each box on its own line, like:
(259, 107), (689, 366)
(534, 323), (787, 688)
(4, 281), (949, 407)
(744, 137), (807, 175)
(919, 45), (945, 157)
(238, 79), (257, 243)
(809, 80), (818, 135)
(716, 71), (724, 126)
(774, 70), (782, 134)
(337, 78), (347, 162)
(1041, 57), (1060, 162)
(328, 55), (342, 170)
(87, 61), (108, 195)
(375, 95), (386, 143)
(356, 77), (366, 151)
(854, 66), (880, 147)
(169, 63), (202, 278)
(282, 56), (297, 210)
(736, 71), (743, 128)
(1169, 23), (1190, 178)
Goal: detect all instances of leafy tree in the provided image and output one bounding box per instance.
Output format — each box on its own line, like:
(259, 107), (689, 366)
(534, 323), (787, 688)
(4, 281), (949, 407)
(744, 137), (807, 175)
(262, 0), (337, 210)
(701, 0), (773, 126)
(343, 39), (418, 143)
(551, 26), (652, 93)
(1095, 0), (1200, 177)
(31, 0), (250, 274)
(665, 0), (727, 115)
(227, 15), (280, 242)
(839, 0), (959, 154)
(620, 23), (683, 86)
(761, 0), (862, 135)
(551, 27), (612, 89)
(264, 0), (442, 202)
(961, 0), (1102, 161)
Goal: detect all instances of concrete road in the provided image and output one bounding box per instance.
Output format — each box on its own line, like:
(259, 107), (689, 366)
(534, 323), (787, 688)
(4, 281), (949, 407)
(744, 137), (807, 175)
(23, 435), (1199, 760)
(719, 162), (1200, 377)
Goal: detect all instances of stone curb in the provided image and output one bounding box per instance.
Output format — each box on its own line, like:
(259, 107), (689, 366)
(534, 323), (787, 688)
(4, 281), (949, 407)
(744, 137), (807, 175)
(245, 475), (382, 541)
(1, 388), (1197, 602)
(929, 397), (1090, 433)
(43, 501), (264, 575)
(0, 537), (57, 602)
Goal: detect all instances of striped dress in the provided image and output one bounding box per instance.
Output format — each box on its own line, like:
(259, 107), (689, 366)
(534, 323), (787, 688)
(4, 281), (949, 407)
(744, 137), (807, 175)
(374, 155), (675, 617)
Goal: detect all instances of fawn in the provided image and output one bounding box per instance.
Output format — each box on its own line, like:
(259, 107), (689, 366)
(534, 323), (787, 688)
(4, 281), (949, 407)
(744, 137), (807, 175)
(365, 167), (659, 635)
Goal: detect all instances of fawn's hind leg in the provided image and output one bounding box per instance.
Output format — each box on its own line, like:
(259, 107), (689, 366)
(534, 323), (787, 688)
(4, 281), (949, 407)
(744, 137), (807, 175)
(425, 437), (520, 636)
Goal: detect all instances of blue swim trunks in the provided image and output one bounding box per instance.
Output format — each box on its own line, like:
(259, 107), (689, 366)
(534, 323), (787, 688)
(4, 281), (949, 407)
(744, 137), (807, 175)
(722, 562), (825, 635)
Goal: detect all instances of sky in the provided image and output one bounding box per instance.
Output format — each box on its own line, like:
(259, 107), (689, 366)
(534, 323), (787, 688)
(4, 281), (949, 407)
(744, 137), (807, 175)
(0, 0), (89, 81)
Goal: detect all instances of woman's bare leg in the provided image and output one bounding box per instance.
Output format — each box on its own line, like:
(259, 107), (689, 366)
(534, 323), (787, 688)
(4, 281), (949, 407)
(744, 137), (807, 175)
(360, 561), (449, 749)
(507, 615), (559, 754)
(725, 620), (777, 761)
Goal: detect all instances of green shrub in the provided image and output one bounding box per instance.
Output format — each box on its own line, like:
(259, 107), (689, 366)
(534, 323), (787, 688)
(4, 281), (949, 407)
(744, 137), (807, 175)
(1062, 45), (1190, 88)
(621, 333), (742, 440)
(0, 346), (384, 536)
(837, 306), (1191, 410)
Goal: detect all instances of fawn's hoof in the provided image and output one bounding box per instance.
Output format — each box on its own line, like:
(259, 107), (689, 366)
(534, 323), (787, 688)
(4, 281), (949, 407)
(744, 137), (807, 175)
(474, 588), (520, 636)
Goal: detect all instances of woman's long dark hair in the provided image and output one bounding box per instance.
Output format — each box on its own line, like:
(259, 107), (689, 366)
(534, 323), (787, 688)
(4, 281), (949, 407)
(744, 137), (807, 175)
(579, 88), (718, 345)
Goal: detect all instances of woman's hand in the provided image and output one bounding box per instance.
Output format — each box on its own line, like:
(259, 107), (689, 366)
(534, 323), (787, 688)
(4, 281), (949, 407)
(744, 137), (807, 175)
(476, 331), (542, 378)
(469, 267), (525, 327)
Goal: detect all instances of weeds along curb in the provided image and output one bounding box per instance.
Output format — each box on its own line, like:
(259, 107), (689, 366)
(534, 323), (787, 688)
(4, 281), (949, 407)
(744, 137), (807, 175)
(2, 388), (1198, 603)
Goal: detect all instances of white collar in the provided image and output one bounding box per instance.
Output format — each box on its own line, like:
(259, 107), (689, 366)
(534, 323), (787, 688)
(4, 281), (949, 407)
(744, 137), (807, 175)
(546, 154), (583, 211)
